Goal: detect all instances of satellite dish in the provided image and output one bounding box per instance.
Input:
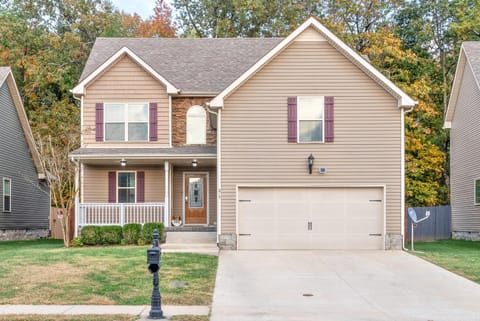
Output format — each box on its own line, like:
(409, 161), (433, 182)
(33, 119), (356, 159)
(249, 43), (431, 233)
(408, 208), (418, 223)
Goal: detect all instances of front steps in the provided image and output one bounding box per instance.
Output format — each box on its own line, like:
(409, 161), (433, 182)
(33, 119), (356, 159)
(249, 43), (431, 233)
(162, 229), (218, 255)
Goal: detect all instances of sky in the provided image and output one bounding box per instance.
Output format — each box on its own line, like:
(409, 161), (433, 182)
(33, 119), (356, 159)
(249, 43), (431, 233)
(110, 0), (160, 19)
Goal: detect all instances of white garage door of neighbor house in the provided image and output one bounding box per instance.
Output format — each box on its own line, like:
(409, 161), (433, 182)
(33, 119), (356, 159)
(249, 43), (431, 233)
(237, 187), (384, 250)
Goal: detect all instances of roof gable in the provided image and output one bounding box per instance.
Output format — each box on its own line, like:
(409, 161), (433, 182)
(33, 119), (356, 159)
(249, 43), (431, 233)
(445, 42), (480, 128)
(209, 17), (416, 108)
(72, 47), (179, 95)
(0, 67), (45, 179)
(75, 38), (283, 95)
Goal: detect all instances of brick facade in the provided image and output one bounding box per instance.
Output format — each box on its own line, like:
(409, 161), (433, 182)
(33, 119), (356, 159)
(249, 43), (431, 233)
(172, 97), (217, 146)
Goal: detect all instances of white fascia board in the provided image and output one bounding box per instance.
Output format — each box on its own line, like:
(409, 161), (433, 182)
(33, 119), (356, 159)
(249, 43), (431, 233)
(72, 47), (179, 95)
(210, 17), (416, 109)
(444, 46), (467, 127)
(4, 70), (45, 179)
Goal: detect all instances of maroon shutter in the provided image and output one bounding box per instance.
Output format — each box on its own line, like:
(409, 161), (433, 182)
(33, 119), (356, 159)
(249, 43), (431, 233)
(95, 103), (104, 142)
(149, 103), (158, 141)
(287, 97), (297, 143)
(137, 171), (145, 203)
(108, 172), (116, 203)
(324, 96), (334, 143)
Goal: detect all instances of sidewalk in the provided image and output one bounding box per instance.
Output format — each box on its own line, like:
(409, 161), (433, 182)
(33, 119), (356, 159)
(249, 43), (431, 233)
(0, 305), (209, 318)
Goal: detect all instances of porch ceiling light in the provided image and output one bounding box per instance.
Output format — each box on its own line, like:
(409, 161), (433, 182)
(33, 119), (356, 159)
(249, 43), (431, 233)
(192, 159), (198, 168)
(120, 158), (127, 167)
(308, 154), (314, 174)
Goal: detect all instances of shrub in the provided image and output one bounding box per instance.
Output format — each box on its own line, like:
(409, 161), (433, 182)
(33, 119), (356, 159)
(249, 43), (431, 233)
(99, 226), (123, 245)
(142, 222), (164, 244)
(80, 226), (100, 245)
(71, 237), (83, 247)
(123, 223), (142, 245)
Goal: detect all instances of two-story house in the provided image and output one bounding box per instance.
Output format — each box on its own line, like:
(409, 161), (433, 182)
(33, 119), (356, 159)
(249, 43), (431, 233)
(0, 67), (50, 240)
(71, 18), (416, 250)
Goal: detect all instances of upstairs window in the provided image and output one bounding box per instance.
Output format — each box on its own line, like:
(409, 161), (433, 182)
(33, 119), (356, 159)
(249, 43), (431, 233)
(298, 96), (324, 142)
(104, 103), (149, 141)
(3, 178), (11, 212)
(187, 105), (206, 144)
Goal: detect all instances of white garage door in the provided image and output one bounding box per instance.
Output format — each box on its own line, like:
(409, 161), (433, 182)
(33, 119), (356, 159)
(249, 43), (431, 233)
(238, 187), (384, 250)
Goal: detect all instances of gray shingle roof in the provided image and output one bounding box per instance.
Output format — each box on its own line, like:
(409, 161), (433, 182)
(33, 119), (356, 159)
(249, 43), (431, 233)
(463, 42), (480, 84)
(80, 37), (283, 93)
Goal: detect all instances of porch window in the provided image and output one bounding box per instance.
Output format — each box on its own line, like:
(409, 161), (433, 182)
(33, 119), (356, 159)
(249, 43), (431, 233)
(186, 105), (206, 144)
(298, 96), (324, 142)
(104, 103), (148, 141)
(118, 172), (136, 203)
(3, 178), (11, 212)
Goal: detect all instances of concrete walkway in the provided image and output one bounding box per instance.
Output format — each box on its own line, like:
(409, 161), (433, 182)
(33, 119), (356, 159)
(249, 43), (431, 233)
(0, 305), (209, 318)
(211, 250), (480, 321)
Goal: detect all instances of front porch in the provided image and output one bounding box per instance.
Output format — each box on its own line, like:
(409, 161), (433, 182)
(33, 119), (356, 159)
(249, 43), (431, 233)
(71, 147), (217, 237)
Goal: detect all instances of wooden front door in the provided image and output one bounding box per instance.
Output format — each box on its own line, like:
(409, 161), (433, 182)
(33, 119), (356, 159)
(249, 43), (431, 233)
(185, 174), (207, 224)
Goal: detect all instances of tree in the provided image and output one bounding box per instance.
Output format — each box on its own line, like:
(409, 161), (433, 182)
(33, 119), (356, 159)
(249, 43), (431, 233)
(122, 0), (176, 38)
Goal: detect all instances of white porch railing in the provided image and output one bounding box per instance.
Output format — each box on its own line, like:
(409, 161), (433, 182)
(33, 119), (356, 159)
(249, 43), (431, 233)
(78, 203), (165, 227)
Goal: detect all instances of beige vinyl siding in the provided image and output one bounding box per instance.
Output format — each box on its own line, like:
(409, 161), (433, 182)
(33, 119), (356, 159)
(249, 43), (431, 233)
(450, 64), (480, 232)
(82, 165), (165, 203)
(83, 55), (169, 147)
(221, 38), (402, 235)
(172, 167), (217, 225)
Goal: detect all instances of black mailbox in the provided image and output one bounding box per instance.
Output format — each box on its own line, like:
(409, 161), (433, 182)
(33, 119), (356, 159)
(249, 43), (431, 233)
(147, 247), (160, 265)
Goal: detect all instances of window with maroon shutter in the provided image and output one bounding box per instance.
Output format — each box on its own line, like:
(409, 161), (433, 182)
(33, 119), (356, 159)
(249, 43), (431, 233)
(149, 103), (157, 141)
(287, 97), (297, 142)
(96, 103), (104, 142)
(324, 96), (334, 142)
(108, 171), (116, 203)
(137, 171), (145, 203)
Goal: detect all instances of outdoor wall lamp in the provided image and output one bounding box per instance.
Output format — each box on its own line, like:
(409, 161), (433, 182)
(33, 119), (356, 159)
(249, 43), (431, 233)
(192, 159), (198, 168)
(120, 158), (127, 167)
(308, 154), (314, 174)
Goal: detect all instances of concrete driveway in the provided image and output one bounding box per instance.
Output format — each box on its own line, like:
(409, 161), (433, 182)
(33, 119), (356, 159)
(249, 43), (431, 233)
(211, 251), (480, 321)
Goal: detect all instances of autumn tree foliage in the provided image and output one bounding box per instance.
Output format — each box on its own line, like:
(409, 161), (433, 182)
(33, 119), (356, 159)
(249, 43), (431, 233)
(122, 0), (176, 38)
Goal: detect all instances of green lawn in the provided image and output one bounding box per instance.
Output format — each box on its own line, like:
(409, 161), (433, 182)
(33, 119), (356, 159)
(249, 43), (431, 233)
(409, 239), (480, 283)
(0, 240), (217, 305)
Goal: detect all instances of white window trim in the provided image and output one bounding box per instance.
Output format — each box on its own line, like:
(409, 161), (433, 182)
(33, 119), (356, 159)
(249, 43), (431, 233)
(104, 102), (150, 142)
(3, 178), (11, 212)
(186, 105), (207, 145)
(474, 177), (480, 206)
(117, 171), (137, 204)
(297, 96), (325, 143)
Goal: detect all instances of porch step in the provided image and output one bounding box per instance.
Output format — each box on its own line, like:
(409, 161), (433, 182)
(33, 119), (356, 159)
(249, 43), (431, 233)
(164, 226), (217, 232)
(165, 231), (217, 244)
(161, 242), (219, 255)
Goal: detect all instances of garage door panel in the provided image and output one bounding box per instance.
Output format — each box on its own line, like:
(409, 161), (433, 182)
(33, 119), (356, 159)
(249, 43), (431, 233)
(238, 187), (384, 250)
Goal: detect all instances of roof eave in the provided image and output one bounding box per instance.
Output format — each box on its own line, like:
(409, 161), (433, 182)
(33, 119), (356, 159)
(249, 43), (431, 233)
(72, 46), (180, 96)
(3, 70), (46, 178)
(444, 45), (467, 127)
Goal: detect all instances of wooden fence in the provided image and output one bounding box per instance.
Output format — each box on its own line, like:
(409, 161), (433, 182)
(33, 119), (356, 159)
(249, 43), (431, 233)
(405, 206), (451, 242)
(49, 208), (75, 241)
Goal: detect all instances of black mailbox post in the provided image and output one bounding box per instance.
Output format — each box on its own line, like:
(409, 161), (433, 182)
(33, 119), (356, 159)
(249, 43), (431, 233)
(147, 229), (163, 319)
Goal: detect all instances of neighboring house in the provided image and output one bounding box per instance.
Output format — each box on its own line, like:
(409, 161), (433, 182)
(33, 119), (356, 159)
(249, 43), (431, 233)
(444, 42), (480, 240)
(70, 18), (416, 250)
(0, 67), (50, 240)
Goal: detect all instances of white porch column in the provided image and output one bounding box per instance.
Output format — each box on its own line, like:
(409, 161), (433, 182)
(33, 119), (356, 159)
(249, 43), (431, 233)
(164, 160), (170, 226)
(73, 159), (80, 237)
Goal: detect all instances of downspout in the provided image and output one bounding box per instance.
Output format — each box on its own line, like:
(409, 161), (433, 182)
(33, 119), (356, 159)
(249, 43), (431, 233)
(71, 92), (82, 237)
(206, 102), (221, 245)
(401, 105), (415, 251)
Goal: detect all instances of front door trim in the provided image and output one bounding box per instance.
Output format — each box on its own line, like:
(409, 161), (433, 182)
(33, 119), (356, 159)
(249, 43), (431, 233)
(183, 171), (209, 225)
